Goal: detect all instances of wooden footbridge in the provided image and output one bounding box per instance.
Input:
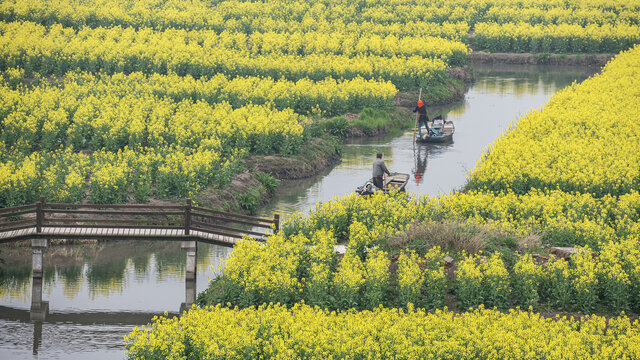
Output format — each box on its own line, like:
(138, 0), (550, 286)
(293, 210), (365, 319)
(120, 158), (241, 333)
(0, 197), (280, 280)
(0, 197), (278, 244)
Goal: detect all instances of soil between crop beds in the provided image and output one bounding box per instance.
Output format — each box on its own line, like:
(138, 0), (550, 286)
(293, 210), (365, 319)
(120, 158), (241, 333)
(468, 51), (613, 66)
(196, 136), (342, 213)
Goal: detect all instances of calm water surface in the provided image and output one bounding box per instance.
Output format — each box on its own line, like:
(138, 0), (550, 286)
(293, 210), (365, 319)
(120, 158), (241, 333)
(0, 64), (597, 359)
(0, 242), (231, 359)
(259, 64), (597, 217)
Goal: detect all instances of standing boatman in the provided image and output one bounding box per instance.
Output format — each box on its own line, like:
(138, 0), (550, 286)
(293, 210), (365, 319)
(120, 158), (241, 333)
(372, 152), (391, 190)
(412, 100), (431, 136)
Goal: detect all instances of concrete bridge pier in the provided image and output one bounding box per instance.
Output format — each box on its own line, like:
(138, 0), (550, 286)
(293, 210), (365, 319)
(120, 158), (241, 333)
(180, 277), (197, 313)
(180, 241), (198, 313)
(185, 277), (197, 306)
(181, 241), (197, 280)
(31, 239), (49, 279)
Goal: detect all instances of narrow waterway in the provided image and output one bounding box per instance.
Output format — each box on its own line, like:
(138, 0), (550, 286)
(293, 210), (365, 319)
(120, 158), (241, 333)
(259, 64), (597, 217)
(0, 64), (597, 359)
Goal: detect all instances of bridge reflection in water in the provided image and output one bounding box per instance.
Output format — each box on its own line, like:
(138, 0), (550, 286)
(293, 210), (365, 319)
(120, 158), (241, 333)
(5, 261), (195, 355)
(0, 240), (232, 358)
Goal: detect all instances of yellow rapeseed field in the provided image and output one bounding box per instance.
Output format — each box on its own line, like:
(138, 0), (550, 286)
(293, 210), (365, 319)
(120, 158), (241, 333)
(125, 303), (640, 359)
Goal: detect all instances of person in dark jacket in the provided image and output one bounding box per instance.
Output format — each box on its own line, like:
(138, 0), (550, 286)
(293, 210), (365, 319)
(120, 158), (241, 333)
(412, 100), (431, 136)
(372, 153), (391, 190)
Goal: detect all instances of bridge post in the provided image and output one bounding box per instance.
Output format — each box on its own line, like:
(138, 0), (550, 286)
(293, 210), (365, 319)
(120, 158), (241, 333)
(273, 214), (280, 232)
(31, 238), (49, 279)
(36, 196), (45, 233)
(184, 199), (191, 235)
(181, 241), (197, 280)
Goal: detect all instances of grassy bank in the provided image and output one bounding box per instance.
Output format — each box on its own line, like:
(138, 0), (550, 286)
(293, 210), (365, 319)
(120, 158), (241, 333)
(196, 136), (342, 214)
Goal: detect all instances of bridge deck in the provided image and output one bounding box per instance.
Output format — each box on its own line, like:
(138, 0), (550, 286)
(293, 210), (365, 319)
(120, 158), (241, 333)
(0, 226), (246, 246)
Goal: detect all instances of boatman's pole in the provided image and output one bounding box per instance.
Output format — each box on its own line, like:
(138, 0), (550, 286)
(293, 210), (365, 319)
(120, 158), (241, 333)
(413, 88), (423, 146)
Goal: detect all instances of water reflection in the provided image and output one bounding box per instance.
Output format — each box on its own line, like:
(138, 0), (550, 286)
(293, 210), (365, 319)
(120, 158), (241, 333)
(472, 70), (587, 99)
(0, 242), (232, 303)
(59, 265), (83, 299)
(0, 241), (232, 359)
(411, 143), (455, 186)
(413, 144), (428, 185)
(0, 265), (32, 302)
(30, 277), (47, 355)
(86, 259), (128, 298)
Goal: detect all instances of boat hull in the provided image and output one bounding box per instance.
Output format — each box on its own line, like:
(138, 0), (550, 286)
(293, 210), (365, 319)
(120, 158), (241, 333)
(416, 133), (453, 143)
(416, 120), (455, 143)
(356, 173), (409, 195)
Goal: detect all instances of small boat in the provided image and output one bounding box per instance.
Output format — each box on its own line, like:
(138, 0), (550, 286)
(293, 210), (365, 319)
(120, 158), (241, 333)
(356, 173), (410, 195)
(416, 117), (454, 143)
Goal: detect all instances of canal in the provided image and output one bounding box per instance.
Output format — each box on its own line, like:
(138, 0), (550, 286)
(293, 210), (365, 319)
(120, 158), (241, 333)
(259, 64), (598, 217)
(0, 64), (597, 359)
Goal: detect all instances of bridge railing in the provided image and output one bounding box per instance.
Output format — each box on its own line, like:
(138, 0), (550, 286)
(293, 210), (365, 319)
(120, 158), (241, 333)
(0, 203), (37, 232)
(0, 197), (279, 242)
(191, 206), (279, 239)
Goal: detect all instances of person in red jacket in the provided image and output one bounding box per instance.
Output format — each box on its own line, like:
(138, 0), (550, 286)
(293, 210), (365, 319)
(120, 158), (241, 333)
(413, 100), (431, 136)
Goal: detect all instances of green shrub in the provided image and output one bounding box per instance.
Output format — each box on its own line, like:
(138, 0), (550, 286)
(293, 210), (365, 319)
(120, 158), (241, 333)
(238, 189), (260, 214)
(571, 250), (598, 313)
(511, 254), (542, 309)
(482, 252), (510, 309)
(323, 117), (350, 137)
(542, 256), (572, 310)
(456, 255), (484, 309)
(255, 172), (279, 194)
(423, 247), (447, 309)
(306, 230), (336, 307)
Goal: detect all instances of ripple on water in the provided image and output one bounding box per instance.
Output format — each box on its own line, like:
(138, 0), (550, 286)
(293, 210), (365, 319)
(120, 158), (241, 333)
(0, 318), (139, 360)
